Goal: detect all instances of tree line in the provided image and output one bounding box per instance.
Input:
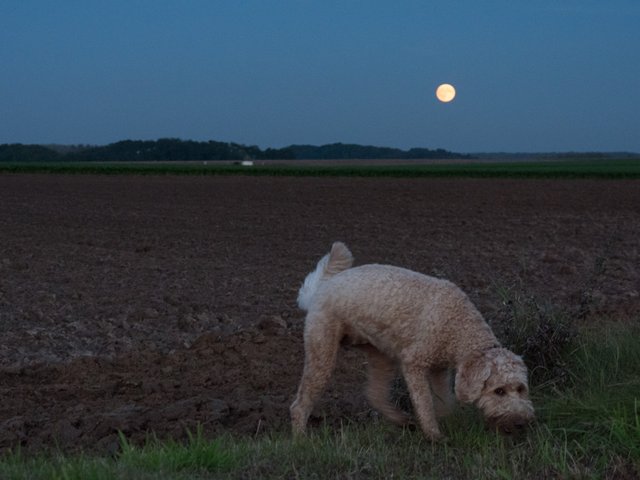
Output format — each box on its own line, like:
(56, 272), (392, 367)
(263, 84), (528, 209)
(287, 143), (470, 160)
(0, 138), (471, 162)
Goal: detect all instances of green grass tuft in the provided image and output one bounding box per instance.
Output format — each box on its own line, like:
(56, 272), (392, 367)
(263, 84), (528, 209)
(0, 428), (244, 480)
(117, 426), (243, 475)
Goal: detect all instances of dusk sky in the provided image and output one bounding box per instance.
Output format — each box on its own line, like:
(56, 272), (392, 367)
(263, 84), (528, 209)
(2, 1), (639, 153)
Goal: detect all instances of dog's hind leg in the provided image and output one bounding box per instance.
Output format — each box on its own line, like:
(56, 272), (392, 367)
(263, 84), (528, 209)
(290, 312), (341, 435)
(359, 345), (411, 425)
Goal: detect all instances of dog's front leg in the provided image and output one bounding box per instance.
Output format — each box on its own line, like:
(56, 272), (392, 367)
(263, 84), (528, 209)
(428, 368), (455, 418)
(401, 363), (444, 441)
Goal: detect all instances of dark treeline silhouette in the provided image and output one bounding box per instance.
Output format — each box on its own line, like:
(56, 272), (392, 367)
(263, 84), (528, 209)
(1, 138), (471, 162)
(0, 144), (62, 162)
(0, 139), (295, 162)
(63, 139), (297, 161)
(288, 143), (470, 160)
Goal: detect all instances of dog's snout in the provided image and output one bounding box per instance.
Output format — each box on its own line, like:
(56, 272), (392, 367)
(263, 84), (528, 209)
(514, 419), (528, 431)
(488, 415), (533, 436)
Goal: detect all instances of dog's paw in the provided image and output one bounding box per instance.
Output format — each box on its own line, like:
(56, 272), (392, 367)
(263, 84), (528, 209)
(388, 411), (413, 427)
(424, 428), (446, 442)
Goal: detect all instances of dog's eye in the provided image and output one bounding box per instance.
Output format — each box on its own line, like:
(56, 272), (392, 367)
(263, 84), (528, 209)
(517, 385), (526, 394)
(494, 388), (506, 396)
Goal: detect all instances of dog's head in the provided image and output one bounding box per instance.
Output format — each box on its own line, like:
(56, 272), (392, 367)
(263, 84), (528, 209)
(455, 347), (535, 435)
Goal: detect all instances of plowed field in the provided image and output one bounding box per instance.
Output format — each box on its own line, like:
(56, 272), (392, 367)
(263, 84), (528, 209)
(1, 174), (638, 452)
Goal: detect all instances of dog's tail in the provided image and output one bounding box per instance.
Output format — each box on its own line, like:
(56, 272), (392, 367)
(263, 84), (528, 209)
(297, 242), (354, 311)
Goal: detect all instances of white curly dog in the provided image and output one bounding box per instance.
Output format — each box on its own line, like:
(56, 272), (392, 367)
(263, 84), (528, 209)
(290, 242), (534, 440)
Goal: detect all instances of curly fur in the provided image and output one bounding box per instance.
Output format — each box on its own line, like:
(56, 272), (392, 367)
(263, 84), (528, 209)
(290, 242), (535, 440)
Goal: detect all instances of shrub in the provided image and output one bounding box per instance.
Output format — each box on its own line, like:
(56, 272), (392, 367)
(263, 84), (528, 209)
(491, 285), (577, 388)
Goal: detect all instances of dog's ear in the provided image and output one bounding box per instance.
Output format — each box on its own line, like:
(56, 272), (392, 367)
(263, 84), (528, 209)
(455, 353), (492, 404)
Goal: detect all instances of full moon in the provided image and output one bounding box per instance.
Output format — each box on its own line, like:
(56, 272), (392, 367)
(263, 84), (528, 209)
(436, 83), (456, 103)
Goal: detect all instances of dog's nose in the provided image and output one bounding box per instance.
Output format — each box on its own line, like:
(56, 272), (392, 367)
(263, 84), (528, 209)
(492, 416), (532, 435)
(514, 420), (527, 431)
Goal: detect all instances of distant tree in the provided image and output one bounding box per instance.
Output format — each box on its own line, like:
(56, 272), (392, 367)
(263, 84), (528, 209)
(0, 144), (60, 162)
(259, 147), (295, 160)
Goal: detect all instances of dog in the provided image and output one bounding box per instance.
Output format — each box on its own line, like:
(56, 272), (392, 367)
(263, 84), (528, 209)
(290, 242), (534, 440)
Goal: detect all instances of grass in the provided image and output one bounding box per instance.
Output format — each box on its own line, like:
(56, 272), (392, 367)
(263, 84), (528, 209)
(1, 322), (638, 479)
(0, 429), (244, 480)
(1, 158), (640, 178)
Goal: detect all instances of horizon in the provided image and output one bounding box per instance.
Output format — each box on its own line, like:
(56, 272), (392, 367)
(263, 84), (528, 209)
(5, 137), (639, 157)
(2, 2), (639, 152)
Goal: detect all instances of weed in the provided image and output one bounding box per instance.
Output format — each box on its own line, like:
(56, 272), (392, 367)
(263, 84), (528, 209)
(492, 285), (577, 388)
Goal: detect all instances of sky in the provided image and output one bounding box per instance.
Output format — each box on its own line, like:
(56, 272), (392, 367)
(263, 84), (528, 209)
(2, 1), (639, 153)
